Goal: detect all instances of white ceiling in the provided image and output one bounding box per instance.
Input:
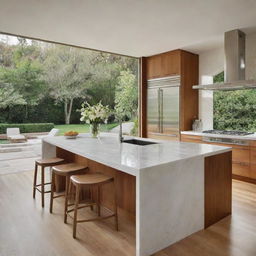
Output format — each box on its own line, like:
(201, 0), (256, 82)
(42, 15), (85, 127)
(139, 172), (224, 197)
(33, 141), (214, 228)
(0, 0), (256, 57)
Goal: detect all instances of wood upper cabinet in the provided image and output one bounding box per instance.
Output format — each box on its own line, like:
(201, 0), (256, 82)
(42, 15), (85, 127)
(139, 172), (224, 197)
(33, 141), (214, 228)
(161, 50), (180, 77)
(146, 55), (162, 79)
(146, 50), (181, 79)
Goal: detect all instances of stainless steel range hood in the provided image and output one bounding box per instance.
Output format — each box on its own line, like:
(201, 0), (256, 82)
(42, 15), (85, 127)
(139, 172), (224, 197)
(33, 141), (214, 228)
(193, 29), (256, 91)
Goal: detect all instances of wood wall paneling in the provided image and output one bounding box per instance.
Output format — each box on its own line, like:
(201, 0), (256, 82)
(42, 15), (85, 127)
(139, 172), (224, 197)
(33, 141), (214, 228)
(56, 147), (136, 221)
(180, 51), (199, 131)
(204, 151), (232, 228)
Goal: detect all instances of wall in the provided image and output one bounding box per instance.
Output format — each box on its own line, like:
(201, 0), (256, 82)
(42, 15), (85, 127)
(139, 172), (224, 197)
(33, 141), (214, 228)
(198, 32), (256, 131)
(246, 33), (256, 80)
(198, 47), (224, 130)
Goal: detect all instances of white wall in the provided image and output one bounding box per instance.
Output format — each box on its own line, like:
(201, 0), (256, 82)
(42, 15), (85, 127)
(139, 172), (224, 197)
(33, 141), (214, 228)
(198, 32), (256, 131)
(246, 33), (256, 80)
(198, 47), (224, 130)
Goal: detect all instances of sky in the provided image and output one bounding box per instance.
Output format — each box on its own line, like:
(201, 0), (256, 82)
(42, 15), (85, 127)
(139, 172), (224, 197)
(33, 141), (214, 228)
(0, 33), (32, 45)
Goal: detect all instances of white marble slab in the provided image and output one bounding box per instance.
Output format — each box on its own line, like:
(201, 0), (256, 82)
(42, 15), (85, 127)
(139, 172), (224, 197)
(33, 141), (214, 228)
(43, 133), (231, 176)
(181, 130), (256, 140)
(137, 156), (204, 256)
(42, 133), (231, 256)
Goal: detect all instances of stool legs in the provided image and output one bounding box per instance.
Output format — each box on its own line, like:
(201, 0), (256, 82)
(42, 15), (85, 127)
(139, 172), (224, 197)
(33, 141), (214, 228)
(33, 162), (38, 198)
(114, 180), (119, 231)
(97, 186), (101, 217)
(41, 166), (45, 208)
(64, 176), (70, 223)
(70, 179), (119, 239)
(73, 185), (80, 239)
(49, 171), (55, 213)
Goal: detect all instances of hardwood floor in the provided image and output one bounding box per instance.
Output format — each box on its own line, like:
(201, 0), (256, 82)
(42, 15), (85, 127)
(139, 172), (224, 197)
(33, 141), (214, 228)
(0, 170), (135, 256)
(0, 171), (256, 256)
(155, 180), (256, 256)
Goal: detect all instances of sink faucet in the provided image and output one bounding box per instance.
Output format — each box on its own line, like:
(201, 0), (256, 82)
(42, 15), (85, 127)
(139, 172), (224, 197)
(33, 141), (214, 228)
(119, 119), (124, 143)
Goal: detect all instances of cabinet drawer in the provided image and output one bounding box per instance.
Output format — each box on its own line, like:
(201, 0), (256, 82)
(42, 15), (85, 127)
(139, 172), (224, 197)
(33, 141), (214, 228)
(249, 164), (256, 179)
(250, 149), (256, 164)
(148, 133), (179, 141)
(250, 140), (256, 147)
(232, 147), (250, 163)
(232, 162), (251, 178)
(180, 134), (202, 143)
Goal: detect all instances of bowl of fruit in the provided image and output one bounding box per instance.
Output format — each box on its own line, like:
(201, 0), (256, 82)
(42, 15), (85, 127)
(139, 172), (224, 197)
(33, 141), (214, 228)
(64, 131), (79, 139)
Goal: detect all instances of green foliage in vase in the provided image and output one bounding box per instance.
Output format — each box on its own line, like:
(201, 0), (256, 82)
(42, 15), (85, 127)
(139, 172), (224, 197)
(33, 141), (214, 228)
(79, 101), (110, 124)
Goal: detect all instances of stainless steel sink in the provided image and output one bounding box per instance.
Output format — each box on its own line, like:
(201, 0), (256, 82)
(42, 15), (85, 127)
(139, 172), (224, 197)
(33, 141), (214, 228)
(122, 139), (157, 146)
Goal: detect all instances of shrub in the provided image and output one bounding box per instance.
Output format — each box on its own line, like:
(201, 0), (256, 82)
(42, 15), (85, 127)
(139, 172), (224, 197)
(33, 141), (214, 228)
(0, 123), (54, 134)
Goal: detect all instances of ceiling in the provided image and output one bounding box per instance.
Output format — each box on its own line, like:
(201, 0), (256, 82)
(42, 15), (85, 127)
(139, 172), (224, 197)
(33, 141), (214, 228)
(1, 0), (256, 57)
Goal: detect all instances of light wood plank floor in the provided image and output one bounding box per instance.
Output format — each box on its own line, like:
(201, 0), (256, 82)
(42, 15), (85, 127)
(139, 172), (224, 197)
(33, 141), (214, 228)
(0, 171), (135, 256)
(155, 180), (256, 256)
(0, 171), (256, 256)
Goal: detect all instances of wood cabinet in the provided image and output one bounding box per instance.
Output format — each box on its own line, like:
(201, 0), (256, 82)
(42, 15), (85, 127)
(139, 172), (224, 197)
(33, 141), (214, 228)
(141, 49), (199, 138)
(181, 134), (256, 183)
(146, 50), (181, 79)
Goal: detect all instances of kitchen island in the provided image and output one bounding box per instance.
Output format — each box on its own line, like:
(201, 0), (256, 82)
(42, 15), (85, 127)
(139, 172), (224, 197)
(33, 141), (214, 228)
(42, 133), (232, 256)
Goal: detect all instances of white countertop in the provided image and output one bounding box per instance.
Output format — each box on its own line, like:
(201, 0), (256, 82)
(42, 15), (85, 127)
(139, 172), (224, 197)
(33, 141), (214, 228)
(43, 133), (231, 176)
(181, 130), (256, 140)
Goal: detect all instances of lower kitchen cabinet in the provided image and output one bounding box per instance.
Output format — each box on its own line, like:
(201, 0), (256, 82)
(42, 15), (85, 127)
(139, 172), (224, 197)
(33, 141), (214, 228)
(249, 164), (256, 179)
(232, 162), (251, 178)
(181, 134), (256, 183)
(148, 132), (179, 141)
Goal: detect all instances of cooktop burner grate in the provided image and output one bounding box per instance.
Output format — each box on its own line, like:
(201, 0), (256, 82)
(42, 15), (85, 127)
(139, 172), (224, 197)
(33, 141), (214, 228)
(202, 130), (254, 136)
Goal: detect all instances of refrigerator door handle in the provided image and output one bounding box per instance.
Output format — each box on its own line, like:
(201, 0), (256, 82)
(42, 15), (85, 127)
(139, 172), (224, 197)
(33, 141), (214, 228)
(157, 88), (161, 133)
(160, 88), (164, 133)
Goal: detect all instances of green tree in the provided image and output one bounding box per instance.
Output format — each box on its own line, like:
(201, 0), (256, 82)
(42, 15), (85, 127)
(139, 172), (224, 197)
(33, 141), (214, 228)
(0, 82), (26, 108)
(44, 45), (93, 124)
(0, 40), (45, 119)
(114, 70), (138, 120)
(213, 71), (256, 131)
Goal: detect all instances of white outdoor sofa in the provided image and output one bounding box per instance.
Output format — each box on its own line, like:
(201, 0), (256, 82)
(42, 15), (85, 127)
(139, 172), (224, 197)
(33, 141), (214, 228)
(6, 128), (27, 143)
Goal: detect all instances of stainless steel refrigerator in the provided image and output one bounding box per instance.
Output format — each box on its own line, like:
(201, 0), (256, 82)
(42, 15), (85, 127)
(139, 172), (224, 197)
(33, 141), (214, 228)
(147, 76), (180, 139)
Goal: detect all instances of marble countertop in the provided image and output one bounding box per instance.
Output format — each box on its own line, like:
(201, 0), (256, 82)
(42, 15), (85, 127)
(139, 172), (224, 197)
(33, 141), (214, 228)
(43, 133), (231, 176)
(181, 130), (256, 140)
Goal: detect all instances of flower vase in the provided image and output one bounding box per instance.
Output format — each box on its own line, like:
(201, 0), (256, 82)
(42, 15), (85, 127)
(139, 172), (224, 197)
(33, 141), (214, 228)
(90, 123), (100, 138)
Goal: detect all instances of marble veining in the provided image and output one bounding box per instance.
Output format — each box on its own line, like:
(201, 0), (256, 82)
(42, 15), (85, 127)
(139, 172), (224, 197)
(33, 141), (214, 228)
(43, 133), (231, 176)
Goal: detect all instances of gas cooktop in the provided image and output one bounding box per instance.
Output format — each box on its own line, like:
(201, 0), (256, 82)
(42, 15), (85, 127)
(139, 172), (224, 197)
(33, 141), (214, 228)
(202, 130), (254, 136)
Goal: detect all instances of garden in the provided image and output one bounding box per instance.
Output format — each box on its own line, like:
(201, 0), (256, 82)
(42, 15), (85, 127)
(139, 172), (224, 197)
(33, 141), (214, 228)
(0, 34), (138, 141)
(213, 72), (256, 132)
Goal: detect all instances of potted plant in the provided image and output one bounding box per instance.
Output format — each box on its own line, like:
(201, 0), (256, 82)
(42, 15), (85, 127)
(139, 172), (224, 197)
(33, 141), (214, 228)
(79, 101), (110, 138)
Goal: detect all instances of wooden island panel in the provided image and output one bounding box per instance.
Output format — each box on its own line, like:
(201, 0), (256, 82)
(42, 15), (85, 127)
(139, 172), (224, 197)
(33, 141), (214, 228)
(56, 147), (136, 221)
(204, 151), (232, 228)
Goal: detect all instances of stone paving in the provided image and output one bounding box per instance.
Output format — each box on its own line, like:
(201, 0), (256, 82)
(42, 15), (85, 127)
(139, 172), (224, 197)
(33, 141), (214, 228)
(0, 139), (41, 175)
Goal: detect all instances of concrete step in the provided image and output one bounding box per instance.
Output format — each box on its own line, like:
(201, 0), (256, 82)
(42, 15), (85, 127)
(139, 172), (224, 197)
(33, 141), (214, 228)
(0, 148), (22, 153)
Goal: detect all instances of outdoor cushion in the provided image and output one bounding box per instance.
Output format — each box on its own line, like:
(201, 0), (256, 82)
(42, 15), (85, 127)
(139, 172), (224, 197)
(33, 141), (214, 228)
(6, 128), (21, 137)
(47, 128), (59, 136)
(8, 135), (26, 140)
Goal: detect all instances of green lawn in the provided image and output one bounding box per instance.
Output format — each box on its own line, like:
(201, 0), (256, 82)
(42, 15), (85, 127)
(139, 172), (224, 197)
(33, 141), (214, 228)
(0, 139), (9, 144)
(54, 123), (118, 135)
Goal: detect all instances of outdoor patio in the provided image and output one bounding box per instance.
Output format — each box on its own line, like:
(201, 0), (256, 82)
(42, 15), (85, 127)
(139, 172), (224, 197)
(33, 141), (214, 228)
(0, 139), (41, 175)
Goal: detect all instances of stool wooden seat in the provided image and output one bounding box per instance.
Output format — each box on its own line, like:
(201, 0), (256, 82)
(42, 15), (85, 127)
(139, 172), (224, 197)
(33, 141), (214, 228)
(68, 173), (118, 238)
(50, 163), (88, 223)
(33, 157), (64, 208)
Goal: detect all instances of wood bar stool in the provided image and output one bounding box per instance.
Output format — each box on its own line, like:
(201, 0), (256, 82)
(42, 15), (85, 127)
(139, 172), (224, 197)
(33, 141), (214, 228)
(67, 173), (118, 238)
(33, 157), (65, 208)
(50, 163), (88, 223)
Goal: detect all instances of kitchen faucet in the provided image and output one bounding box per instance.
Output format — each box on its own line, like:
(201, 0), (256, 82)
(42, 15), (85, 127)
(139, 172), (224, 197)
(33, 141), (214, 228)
(119, 119), (124, 143)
